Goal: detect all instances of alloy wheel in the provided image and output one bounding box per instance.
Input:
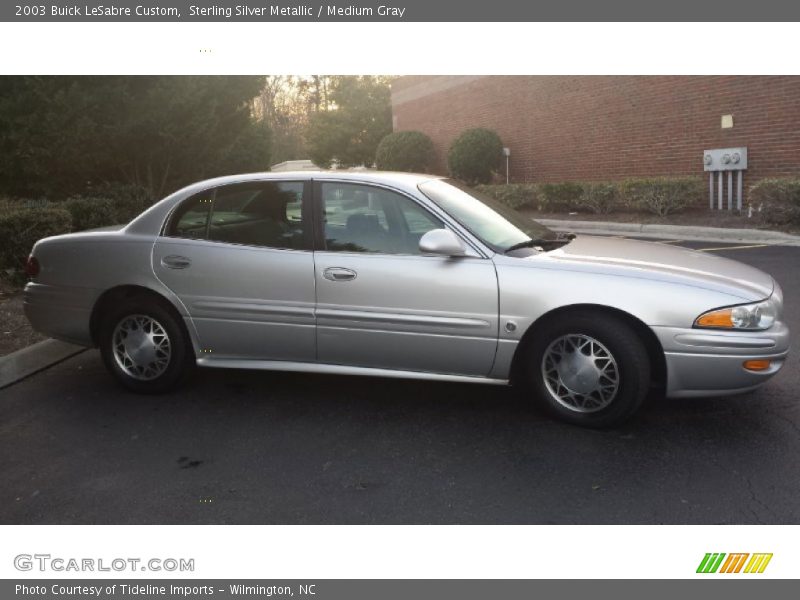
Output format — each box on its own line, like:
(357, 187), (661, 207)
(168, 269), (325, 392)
(541, 333), (620, 413)
(112, 314), (172, 381)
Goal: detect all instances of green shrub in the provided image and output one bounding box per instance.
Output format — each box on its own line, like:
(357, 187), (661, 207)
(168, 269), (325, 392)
(749, 178), (800, 225)
(619, 177), (703, 216)
(375, 131), (436, 173)
(85, 182), (155, 224)
(475, 178), (713, 215)
(63, 196), (117, 231)
(538, 182), (583, 211)
(0, 207), (72, 278)
(474, 184), (538, 210)
(0, 197), (51, 209)
(447, 128), (504, 185)
(577, 183), (619, 214)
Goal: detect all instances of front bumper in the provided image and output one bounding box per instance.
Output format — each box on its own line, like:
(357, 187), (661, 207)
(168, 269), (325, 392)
(652, 322), (790, 398)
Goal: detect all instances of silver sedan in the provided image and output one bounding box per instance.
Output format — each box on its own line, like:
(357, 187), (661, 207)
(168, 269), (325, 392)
(24, 172), (790, 427)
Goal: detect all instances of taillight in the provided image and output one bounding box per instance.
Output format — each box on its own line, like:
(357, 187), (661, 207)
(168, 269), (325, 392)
(25, 255), (40, 278)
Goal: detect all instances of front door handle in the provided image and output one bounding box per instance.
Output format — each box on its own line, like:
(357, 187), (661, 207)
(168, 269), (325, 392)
(161, 255), (192, 269)
(323, 267), (357, 282)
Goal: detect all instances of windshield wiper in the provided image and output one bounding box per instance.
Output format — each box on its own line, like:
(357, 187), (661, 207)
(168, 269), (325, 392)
(505, 232), (575, 253)
(505, 238), (545, 252)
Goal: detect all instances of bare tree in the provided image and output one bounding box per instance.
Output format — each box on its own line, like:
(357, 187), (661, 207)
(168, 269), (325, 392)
(254, 76), (340, 164)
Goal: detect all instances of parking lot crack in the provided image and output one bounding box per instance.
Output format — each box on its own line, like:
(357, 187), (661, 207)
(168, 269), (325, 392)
(742, 474), (777, 524)
(774, 410), (800, 440)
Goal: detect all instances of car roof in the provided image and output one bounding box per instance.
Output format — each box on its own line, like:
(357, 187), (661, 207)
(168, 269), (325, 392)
(188, 170), (445, 188)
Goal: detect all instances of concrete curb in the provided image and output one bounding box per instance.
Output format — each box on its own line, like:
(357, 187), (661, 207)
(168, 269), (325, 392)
(537, 219), (800, 246)
(0, 339), (86, 389)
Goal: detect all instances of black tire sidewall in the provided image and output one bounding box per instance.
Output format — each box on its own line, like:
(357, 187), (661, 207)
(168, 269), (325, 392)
(99, 298), (192, 394)
(524, 313), (651, 428)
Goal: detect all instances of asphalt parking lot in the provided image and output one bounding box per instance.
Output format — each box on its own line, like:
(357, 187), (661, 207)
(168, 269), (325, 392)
(0, 239), (798, 525)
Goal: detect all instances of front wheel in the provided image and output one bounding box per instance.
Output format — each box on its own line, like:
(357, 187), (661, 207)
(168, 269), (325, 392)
(520, 312), (651, 428)
(99, 298), (194, 393)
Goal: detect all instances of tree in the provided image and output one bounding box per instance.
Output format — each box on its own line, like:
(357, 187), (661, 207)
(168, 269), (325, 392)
(447, 128), (504, 185)
(254, 76), (313, 164)
(0, 76), (271, 199)
(305, 76), (393, 168)
(375, 131), (436, 172)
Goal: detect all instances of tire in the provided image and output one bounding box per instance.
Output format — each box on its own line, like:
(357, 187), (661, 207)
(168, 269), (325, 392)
(519, 311), (651, 428)
(99, 296), (194, 393)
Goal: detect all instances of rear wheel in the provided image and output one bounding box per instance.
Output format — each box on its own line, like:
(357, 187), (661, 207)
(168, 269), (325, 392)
(520, 311), (651, 428)
(99, 297), (194, 393)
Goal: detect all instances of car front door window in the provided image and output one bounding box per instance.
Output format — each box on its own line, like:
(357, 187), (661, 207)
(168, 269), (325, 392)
(321, 182), (442, 255)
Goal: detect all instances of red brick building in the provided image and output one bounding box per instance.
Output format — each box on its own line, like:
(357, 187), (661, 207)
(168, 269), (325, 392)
(391, 76), (800, 195)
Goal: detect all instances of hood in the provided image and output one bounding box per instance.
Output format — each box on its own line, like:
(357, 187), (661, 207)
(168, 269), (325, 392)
(538, 235), (774, 301)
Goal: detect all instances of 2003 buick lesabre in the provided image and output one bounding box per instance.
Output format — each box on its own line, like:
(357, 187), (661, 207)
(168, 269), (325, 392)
(24, 172), (790, 427)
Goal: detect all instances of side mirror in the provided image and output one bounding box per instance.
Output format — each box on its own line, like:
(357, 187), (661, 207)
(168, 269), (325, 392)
(419, 229), (467, 257)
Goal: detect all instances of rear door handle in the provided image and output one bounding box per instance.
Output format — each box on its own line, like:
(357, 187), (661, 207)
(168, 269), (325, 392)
(323, 267), (357, 282)
(161, 255), (192, 269)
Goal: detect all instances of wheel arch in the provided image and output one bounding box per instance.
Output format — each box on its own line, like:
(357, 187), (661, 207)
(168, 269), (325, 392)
(510, 303), (667, 391)
(89, 284), (192, 349)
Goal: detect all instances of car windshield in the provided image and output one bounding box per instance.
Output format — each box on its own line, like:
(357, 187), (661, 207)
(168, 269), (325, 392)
(418, 179), (557, 252)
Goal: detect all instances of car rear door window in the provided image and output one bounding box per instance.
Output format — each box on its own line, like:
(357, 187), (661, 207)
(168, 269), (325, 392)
(321, 182), (442, 255)
(170, 193), (212, 239)
(167, 181), (308, 250)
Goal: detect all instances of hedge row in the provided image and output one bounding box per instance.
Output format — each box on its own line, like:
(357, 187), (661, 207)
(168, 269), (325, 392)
(0, 183), (154, 280)
(0, 206), (72, 280)
(477, 177), (705, 216)
(749, 178), (800, 225)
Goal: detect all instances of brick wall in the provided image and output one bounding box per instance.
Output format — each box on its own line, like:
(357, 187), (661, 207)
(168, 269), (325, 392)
(391, 76), (800, 199)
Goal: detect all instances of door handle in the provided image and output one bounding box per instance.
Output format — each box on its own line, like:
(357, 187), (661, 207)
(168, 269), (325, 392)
(323, 267), (357, 282)
(161, 255), (192, 269)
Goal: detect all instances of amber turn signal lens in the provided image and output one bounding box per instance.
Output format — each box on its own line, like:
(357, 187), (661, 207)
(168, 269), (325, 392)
(743, 360), (771, 372)
(695, 309), (733, 328)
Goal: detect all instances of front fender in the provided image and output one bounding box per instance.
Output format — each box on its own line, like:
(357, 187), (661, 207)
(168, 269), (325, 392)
(489, 258), (749, 379)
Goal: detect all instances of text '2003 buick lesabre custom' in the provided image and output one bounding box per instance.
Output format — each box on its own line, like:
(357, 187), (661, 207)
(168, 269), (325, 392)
(24, 172), (790, 427)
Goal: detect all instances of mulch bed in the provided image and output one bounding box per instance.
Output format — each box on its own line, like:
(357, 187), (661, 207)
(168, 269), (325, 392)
(0, 280), (45, 357)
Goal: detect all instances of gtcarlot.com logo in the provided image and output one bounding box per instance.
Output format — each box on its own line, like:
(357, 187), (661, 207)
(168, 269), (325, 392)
(14, 554), (195, 573)
(697, 553), (773, 574)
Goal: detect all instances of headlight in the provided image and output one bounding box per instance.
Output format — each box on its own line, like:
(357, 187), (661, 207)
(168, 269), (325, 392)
(694, 298), (777, 330)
